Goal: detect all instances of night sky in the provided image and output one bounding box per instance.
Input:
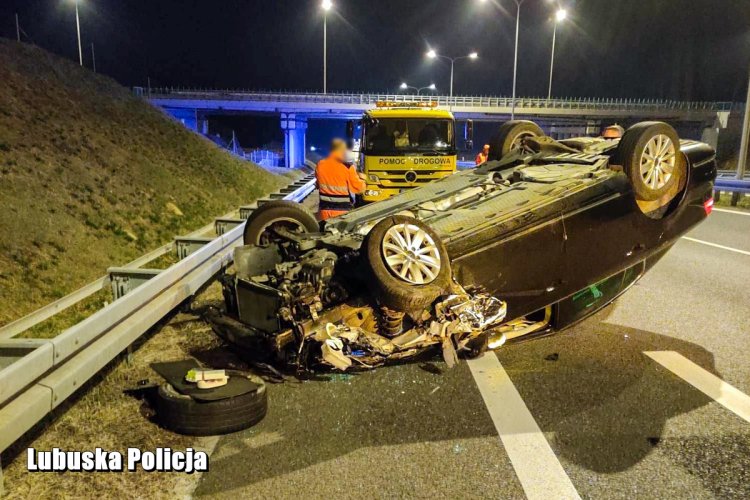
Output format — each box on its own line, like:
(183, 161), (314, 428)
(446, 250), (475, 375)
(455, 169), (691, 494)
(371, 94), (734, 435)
(2, 0), (750, 102)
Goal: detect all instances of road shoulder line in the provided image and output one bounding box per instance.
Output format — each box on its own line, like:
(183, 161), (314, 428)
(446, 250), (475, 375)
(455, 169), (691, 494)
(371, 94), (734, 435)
(645, 351), (750, 423)
(713, 207), (750, 217)
(467, 353), (580, 500)
(681, 236), (750, 256)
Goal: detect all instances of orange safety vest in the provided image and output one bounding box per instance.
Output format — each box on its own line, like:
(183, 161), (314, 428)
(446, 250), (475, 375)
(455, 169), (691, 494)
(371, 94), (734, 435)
(475, 152), (488, 165)
(316, 156), (365, 220)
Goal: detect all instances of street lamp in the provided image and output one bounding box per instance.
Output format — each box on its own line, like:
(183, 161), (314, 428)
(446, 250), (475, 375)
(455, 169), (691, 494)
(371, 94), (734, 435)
(321, 0), (333, 94)
(425, 50), (478, 98)
(73, 0), (83, 66)
(547, 8), (567, 100)
(477, 0), (523, 118)
(510, 0), (525, 119)
(400, 82), (437, 95)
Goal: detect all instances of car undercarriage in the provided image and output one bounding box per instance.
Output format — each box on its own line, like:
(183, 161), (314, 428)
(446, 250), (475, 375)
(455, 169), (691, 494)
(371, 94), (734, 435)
(210, 120), (716, 373)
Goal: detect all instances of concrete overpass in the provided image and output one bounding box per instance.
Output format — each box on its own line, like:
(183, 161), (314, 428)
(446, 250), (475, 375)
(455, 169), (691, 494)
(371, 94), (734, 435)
(136, 87), (733, 168)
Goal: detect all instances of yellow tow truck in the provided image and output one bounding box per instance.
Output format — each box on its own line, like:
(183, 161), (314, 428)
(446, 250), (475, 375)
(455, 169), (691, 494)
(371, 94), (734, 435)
(348, 102), (465, 203)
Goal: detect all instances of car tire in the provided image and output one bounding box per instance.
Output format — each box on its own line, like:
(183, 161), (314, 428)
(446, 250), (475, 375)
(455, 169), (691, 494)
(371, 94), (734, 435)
(488, 120), (545, 161)
(243, 201), (319, 246)
(364, 215), (451, 317)
(153, 372), (267, 436)
(617, 121), (685, 202)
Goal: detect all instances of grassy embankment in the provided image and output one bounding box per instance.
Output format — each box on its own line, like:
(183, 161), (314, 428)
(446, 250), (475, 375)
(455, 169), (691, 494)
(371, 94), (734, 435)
(0, 39), (284, 333)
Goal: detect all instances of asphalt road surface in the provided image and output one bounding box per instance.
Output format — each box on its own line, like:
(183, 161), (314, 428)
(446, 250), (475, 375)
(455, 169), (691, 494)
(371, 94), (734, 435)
(195, 206), (750, 499)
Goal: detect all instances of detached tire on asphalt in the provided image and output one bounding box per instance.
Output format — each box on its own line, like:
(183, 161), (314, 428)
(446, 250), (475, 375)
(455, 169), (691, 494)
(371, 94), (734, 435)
(488, 120), (545, 161)
(617, 121), (685, 202)
(243, 200), (319, 246)
(364, 215), (451, 317)
(153, 372), (267, 436)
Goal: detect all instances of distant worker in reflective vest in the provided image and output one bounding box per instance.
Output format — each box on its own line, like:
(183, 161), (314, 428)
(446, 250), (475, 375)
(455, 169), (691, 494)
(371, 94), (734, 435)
(316, 138), (366, 221)
(475, 144), (490, 165)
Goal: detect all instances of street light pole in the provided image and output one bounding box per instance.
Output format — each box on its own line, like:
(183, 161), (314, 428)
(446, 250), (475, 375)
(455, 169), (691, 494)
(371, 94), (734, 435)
(91, 42), (96, 73)
(511, 0), (524, 119)
(737, 66), (750, 181)
(426, 50), (478, 99)
(547, 22), (557, 100)
(15, 13), (20, 42)
(399, 83), (436, 96)
(321, 0), (332, 94)
(548, 9), (566, 101)
(74, 0), (83, 66)
(450, 59), (455, 98)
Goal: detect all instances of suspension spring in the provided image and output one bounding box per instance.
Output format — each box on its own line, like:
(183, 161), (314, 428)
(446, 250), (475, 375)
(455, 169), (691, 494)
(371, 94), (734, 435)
(380, 306), (405, 337)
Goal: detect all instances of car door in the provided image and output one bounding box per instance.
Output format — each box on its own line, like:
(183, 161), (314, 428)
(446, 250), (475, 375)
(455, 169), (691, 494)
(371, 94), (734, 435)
(557, 175), (644, 295)
(450, 215), (568, 321)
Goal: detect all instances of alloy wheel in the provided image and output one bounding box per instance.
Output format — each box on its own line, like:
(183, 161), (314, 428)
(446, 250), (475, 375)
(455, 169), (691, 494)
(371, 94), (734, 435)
(640, 134), (676, 190)
(381, 223), (441, 284)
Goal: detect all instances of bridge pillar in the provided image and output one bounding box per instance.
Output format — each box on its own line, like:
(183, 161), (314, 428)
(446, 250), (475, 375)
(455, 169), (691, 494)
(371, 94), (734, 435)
(197, 114), (209, 135)
(163, 108), (208, 134)
(281, 113), (307, 168)
(164, 107), (199, 131)
(701, 111), (730, 150)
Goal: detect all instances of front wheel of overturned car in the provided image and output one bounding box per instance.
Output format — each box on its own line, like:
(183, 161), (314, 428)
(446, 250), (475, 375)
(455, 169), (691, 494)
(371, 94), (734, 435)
(365, 215), (451, 318)
(617, 121), (685, 202)
(488, 120), (545, 161)
(153, 372), (267, 436)
(243, 200), (319, 246)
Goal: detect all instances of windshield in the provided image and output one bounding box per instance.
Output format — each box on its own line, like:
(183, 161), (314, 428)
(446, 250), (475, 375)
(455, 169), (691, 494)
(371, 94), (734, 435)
(363, 118), (454, 154)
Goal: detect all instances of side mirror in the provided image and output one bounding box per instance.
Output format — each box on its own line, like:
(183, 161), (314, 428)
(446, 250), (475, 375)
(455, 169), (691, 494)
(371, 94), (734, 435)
(463, 120), (474, 151)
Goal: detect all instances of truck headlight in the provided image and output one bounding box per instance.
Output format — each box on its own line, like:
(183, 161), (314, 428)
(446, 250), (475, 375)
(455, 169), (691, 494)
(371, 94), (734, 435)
(368, 174), (380, 182)
(365, 189), (380, 197)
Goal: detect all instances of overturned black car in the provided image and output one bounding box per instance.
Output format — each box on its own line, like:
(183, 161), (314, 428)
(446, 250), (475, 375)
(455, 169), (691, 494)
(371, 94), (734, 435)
(213, 120), (716, 372)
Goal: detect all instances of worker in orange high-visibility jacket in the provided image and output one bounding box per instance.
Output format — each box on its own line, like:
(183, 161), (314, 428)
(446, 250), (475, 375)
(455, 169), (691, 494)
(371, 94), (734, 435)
(316, 138), (366, 221)
(475, 144), (490, 165)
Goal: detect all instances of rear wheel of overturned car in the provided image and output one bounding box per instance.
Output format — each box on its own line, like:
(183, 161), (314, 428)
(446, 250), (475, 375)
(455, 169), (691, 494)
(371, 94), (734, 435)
(488, 120), (545, 161)
(617, 121), (685, 202)
(153, 372), (267, 436)
(243, 200), (319, 246)
(365, 215), (451, 317)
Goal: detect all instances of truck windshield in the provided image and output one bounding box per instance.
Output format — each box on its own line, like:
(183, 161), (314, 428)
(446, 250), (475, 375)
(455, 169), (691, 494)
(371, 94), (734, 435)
(364, 119), (454, 155)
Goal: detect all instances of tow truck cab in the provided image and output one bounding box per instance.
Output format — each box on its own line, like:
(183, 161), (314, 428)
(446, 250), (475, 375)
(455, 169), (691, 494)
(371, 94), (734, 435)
(349, 103), (459, 203)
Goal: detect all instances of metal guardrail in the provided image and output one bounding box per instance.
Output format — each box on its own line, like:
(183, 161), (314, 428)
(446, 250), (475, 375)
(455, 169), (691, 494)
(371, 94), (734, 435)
(0, 216), (225, 341)
(0, 175), (316, 455)
(715, 178), (750, 194)
(135, 87), (734, 113)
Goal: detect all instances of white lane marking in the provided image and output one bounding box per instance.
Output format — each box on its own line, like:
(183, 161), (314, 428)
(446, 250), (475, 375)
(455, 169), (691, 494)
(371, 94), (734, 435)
(185, 435), (220, 499)
(645, 351), (750, 424)
(713, 207), (750, 217)
(467, 353), (580, 500)
(682, 237), (750, 257)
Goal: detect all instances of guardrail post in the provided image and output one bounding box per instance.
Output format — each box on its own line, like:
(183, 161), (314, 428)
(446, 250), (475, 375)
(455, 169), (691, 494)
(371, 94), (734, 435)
(174, 237), (214, 259)
(214, 218), (244, 236)
(108, 268), (163, 300)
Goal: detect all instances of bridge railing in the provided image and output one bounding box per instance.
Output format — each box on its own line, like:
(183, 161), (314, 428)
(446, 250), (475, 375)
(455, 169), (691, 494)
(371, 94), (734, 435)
(135, 87), (734, 113)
